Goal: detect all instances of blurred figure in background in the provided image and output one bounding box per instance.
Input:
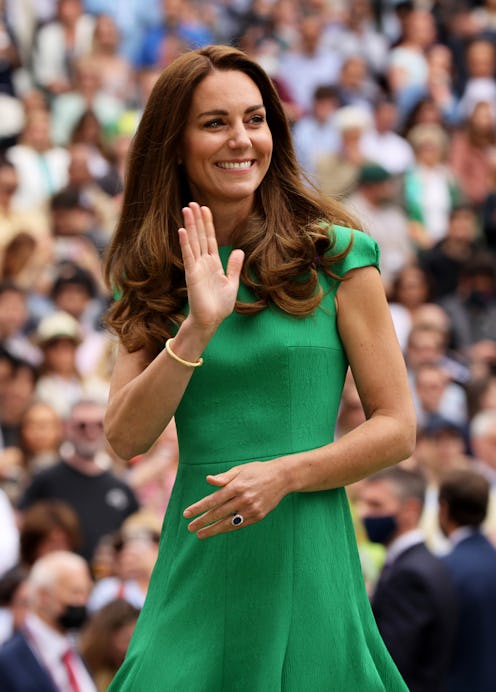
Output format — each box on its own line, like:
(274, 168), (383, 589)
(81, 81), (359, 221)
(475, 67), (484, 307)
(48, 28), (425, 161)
(79, 599), (140, 692)
(439, 469), (496, 692)
(358, 466), (458, 692)
(0, 550), (96, 691)
(18, 399), (139, 563)
(18, 500), (82, 568)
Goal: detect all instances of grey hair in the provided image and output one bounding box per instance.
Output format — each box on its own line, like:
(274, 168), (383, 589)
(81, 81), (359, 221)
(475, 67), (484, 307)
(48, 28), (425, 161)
(27, 551), (88, 603)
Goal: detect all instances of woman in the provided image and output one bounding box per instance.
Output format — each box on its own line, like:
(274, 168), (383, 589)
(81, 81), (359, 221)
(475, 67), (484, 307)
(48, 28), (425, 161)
(104, 45), (415, 691)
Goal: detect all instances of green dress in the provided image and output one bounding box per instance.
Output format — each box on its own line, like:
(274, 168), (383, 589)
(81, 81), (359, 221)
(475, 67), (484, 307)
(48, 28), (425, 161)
(109, 226), (407, 691)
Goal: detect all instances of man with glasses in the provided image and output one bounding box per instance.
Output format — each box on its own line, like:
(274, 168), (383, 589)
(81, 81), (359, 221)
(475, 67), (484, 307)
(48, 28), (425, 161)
(18, 399), (139, 563)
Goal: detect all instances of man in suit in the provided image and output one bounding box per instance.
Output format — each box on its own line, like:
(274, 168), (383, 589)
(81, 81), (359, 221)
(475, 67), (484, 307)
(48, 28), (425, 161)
(0, 550), (96, 691)
(439, 468), (496, 692)
(358, 466), (458, 692)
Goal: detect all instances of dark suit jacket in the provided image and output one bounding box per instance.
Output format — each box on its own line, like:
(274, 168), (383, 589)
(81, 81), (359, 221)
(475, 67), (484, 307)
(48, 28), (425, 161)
(442, 531), (496, 692)
(0, 632), (58, 692)
(372, 541), (458, 692)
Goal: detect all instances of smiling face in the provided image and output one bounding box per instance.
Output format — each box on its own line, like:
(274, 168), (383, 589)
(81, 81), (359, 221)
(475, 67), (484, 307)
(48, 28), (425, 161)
(180, 69), (273, 215)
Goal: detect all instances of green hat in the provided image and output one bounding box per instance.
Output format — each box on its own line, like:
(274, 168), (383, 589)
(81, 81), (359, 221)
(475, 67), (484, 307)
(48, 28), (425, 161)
(358, 163), (392, 185)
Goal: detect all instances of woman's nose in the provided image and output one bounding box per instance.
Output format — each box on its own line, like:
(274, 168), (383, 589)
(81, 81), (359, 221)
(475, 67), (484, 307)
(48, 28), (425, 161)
(228, 122), (251, 148)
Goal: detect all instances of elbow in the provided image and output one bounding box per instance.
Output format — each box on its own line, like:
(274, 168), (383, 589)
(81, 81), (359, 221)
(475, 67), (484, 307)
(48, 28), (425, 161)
(104, 415), (139, 462)
(395, 412), (417, 461)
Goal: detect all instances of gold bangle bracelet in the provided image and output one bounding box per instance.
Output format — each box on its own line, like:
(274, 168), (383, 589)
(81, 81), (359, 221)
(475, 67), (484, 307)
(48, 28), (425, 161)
(165, 338), (204, 368)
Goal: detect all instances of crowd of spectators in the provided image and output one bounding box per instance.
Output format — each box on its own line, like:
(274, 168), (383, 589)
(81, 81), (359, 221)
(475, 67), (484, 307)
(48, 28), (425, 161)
(0, 0), (496, 689)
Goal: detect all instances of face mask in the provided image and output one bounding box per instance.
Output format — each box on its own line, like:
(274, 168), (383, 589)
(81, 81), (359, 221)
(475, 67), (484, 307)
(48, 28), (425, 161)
(57, 604), (88, 631)
(362, 515), (397, 545)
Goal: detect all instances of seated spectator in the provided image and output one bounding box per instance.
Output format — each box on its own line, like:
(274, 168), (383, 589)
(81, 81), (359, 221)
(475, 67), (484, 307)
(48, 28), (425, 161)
(276, 11), (342, 114)
(439, 468), (496, 692)
(439, 251), (496, 354)
(137, 0), (214, 67)
(89, 14), (136, 105)
(413, 362), (467, 429)
(0, 283), (41, 366)
(449, 99), (496, 208)
(386, 8), (437, 122)
(50, 54), (124, 147)
(79, 598), (140, 692)
(315, 105), (372, 199)
(326, 0), (388, 77)
(69, 110), (122, 198)
(18, 399), (140, 563)
(0, 550), (96, 692)
(419, 204), (480, 300)
(0, 356), (38, 453)
(291, 85), (340, 180)
(361, 98), (414, 176)
(414, 420), (472, 555)
(19, 402), (62, 473)
(63, 142), (121, 240)
(405, 323), (469, 428)
(49, 261), (110, 380)
(49, 187), (110, 292)
(19, 500), (82, 568)
(14, 401), (63, 482)
(88, 527), (159, 613)
(6, 108), (70, 211)
(0, 158), (51, 264)
(388, 263), (432, 351)
(456, 38), (496, 124)
(1, 232), (55, 298)
(345, 163), (414, 295)
(34, 310), (108, 419)
(31, 0), (96, 97)
(404, 123), (462, 249)
(334, 54), (379, 113)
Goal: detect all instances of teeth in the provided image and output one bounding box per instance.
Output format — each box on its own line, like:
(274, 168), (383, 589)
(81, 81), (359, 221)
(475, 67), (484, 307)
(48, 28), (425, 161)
(217, 161), (253, 169)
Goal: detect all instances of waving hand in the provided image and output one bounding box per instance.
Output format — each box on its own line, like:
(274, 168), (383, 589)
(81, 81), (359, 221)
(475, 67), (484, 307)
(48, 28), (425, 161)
(178, 203), (244, 331)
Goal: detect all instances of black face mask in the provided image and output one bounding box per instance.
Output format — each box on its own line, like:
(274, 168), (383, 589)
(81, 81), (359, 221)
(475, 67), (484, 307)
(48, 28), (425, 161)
(57, 604), (88, 631)
(362, 514), (398, 545)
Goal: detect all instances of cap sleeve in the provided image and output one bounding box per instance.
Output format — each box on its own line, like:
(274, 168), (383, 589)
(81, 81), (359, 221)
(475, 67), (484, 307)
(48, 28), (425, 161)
(328, 225), (380, 276)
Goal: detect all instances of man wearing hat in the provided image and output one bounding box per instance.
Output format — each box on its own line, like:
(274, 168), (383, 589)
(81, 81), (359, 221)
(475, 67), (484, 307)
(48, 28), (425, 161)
(345, 162), (414, 295)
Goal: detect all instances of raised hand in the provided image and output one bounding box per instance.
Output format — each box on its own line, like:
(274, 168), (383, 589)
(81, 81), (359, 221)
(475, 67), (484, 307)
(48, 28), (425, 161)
(178, 203), (244, 332)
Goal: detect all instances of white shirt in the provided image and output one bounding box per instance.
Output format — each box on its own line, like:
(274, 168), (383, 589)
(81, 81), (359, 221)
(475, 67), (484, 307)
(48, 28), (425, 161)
(385, 528), (424, 566)
(361, 130), (414, 175)
(24, 613), (96, 692)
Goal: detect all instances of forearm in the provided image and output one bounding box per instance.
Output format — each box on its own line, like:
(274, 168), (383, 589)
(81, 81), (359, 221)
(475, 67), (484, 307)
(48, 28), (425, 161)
(105, 318), (215, 459)
(272, 412), (416, 494)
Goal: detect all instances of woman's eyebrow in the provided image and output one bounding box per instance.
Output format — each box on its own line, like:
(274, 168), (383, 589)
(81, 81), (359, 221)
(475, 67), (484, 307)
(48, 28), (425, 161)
(197, 104), (265, 119)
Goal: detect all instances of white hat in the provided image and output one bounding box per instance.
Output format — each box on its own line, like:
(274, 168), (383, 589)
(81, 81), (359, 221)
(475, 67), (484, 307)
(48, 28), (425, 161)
(36, 311), (82, 346)
(333, 105), (372, 132)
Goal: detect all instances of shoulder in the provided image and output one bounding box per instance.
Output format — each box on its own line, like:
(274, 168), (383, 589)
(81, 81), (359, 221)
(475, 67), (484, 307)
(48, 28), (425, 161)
(0, 631), (31, 662)
(328, 225), (380, 276)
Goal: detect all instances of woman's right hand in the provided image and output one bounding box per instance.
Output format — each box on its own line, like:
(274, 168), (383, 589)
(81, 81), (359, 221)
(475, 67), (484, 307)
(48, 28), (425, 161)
(178, 203), (244, 333)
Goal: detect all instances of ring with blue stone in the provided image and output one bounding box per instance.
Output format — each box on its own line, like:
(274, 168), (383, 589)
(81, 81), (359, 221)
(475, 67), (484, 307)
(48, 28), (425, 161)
(231, 513), (244, 527)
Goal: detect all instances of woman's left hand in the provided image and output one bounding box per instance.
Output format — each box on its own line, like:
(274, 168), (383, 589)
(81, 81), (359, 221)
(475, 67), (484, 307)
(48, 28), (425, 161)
(183, 460), (287, 539)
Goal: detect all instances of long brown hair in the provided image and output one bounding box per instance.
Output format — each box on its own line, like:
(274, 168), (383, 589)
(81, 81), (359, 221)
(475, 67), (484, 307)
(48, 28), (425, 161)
(104, 45), (360, 353)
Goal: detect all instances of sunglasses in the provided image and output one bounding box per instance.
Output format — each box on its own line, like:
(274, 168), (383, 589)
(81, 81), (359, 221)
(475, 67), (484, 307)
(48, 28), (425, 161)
(74, 420), (104, 432)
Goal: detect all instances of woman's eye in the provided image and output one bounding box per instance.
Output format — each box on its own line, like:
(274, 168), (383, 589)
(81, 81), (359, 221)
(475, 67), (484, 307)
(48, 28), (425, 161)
(249, 114), (265, 125)
(204, 119), (224, 129)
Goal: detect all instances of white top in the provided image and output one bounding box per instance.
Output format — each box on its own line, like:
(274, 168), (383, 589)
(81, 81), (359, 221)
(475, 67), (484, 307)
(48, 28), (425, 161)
(0, 488), (19, 577)
(24, 613), (96, 692)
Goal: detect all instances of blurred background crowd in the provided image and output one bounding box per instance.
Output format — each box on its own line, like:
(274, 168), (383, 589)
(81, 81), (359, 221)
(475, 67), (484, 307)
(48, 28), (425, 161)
(0, 0), (496, 690)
